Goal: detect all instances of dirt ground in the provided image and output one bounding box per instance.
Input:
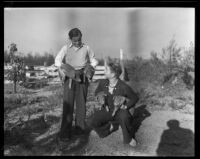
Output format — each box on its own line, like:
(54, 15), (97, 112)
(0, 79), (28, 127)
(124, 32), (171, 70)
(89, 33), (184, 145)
(4, 80), (194, 156)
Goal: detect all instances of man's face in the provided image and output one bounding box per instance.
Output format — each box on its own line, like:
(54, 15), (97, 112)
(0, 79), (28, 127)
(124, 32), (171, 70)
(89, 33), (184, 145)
(105, 65), (115, 79)
(71, 36), (82, 48)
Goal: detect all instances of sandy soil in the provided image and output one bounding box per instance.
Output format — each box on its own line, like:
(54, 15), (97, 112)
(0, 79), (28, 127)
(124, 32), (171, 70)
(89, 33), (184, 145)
(78, 109), (194, 156)
(4, 82), (194, 156)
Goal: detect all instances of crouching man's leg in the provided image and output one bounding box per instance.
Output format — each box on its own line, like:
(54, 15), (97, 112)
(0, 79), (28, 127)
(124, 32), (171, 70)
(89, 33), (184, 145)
(115, 109), (137, 146)
(87, 109), (117, 138)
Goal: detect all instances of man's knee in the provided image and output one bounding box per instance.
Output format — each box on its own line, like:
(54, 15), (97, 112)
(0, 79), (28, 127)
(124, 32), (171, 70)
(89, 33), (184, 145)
(87, 116), (96, 128)
(87, 113), (101, 128)
(88, 110), (111, 128)
(117, 110), (130, 121)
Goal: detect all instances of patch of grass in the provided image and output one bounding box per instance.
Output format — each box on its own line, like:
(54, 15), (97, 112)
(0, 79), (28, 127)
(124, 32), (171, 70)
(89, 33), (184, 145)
(4, 94), (29, 113)
(44, 83), (62, 91)
(168, 100), (177, 110)
(21, 78), (49, 89)
(176, 96), (187, 101)
(4, 94), (48, 111)
(4, 83), (33, 94)
(168, 100), (186, 111)
(43, 91), (63, 111)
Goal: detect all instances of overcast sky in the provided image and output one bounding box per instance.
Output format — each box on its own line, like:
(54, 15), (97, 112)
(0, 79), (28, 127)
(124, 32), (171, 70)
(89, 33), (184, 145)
(4, 8), (194, 59)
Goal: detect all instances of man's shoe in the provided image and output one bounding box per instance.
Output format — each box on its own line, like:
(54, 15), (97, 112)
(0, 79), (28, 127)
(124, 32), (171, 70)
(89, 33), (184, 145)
(57, 137), (72, 150)
(57, 137), (71, 143)
(90, 130), (99, 137)
(129, 138), (137, 147)
(109, 122), (119, 133)
(74, 127), (86, 136)
(109, 123), (114, 132)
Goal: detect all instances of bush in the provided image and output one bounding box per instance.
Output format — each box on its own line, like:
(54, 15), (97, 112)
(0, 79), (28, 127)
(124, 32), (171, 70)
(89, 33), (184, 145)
(126, 38), (194, 89)
(126, 58), (167, 84)
(182, 71), (194, 90)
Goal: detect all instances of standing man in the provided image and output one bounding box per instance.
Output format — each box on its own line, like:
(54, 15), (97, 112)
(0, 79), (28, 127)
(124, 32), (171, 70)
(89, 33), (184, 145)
(55, 28), (98, 141)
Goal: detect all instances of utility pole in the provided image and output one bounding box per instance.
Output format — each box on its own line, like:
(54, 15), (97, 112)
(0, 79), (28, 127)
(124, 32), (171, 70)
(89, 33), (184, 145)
(119, 49), (125, 81)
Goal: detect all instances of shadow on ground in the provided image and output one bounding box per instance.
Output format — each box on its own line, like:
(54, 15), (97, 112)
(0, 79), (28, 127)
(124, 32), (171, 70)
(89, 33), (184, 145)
(59, 128), (90, 156)
(4, 112), (91, 156)
(156, 119), (194, 156)
(4, 115), (60, 155)
(33, 126), (90, 155)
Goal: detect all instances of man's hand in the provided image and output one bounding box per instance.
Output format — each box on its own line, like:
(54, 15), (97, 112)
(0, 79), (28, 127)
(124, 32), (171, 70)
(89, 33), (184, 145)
(113, 95), (126, 107)
(112, 96), (128, 116)
(112, 104), (127, 117)
(101, 105), (109, 112)
(120, 105), (128, 110)
(58, 67), (66, 83)
(112, 108), (118, 117)
(84, 64), (95, 81)
(105, 105), (109, 112)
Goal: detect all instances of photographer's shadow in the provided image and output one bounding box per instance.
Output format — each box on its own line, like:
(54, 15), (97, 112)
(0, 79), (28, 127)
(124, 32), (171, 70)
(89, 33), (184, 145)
(156, 119), (194, 156)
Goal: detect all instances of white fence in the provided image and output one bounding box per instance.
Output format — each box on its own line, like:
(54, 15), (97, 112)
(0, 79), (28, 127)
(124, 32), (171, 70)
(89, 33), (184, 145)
(92, 65), (106, 81)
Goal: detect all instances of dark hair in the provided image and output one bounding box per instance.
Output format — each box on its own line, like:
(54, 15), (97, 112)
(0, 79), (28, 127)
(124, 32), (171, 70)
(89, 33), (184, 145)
(107, 62), (122, 78)
(68, 28), (82, 39)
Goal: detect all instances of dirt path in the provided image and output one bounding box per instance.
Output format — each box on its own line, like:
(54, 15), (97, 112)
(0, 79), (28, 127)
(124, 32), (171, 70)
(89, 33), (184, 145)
(81, 109), (194, 156)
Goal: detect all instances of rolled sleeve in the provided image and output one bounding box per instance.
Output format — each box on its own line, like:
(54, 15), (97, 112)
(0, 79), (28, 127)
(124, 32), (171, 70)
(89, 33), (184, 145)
(55, 45), (67, 67)
(87, 46), (98, 68)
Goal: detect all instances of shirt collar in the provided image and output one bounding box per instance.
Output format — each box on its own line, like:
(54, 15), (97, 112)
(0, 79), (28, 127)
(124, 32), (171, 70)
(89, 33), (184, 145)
(69, 43), (73, 48)
(69, 43), (84, 49)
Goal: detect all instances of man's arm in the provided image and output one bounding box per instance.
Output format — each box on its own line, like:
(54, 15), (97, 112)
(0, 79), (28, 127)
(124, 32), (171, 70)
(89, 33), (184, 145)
(87, 45), (98, 68)
(124, 85), (139, 110)
(55, 45), (67, 67)
(55, 45), (67, 82)
(95, 80), (109, 111)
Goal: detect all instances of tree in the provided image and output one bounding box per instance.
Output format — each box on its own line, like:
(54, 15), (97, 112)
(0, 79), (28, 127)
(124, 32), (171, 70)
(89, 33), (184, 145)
(7, 43), (26, 93)
(181, 42), (194, 71)
(150, 51), (159, 61)
(161, 37), (182, 73)
(4, 50), (10, 63)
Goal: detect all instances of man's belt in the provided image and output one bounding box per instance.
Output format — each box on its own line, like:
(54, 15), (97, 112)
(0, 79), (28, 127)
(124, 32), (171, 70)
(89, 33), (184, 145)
(60, 63), (94, 89)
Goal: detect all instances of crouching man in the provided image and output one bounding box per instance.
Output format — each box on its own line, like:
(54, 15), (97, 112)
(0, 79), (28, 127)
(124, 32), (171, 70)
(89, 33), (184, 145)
(88, 61), (139, 147)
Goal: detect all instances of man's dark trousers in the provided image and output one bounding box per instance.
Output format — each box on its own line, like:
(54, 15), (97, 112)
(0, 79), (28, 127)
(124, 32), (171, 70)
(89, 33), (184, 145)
(88, 109), (135, 144)
(59, 74), (88, 139)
